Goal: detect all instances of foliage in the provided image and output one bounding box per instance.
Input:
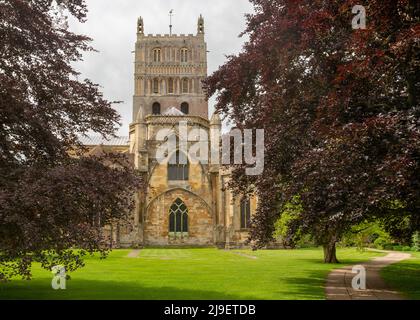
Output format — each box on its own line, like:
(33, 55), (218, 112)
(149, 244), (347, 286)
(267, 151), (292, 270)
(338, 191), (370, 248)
(273, 195), (306, 247)
(340, 221), (392, 250)
(382, 215), (416, 245)
(0, 0), (142, 280)
(205, 0), (420, 262)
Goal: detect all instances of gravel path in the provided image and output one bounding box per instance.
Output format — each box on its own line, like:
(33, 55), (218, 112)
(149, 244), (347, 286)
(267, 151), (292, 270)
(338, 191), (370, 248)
(326, 251), (411, 300)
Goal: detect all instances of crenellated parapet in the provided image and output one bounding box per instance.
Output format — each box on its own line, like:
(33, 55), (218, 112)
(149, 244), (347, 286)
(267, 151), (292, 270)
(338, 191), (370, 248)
(136, 15), (205, 38)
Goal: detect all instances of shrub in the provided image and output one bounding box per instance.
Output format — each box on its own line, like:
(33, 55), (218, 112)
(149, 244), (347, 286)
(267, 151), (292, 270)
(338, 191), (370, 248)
(273, 196), (304, 247)
(392, 245), (402, 251)
(373, 237), (389, 249)
(382, 243), (395, 250)
(341, 221), (392, 249)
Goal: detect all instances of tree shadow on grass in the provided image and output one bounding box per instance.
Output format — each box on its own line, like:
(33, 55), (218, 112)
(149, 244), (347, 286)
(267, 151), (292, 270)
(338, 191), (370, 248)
(380, 262), (420, 300)
(269, 269), (331, 300)
(267, 256), (382, 300)
(0, 267), (337, 300)
(0, 279), (260, 300)
(296, 257), (380, 267)
(1, 256), (380, 300)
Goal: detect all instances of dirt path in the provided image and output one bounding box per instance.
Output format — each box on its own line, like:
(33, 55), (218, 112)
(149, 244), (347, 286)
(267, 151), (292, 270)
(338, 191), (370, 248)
(326, 251), (411, 300)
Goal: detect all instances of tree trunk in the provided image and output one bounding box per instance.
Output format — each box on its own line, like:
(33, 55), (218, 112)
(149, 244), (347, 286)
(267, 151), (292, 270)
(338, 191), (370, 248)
(323, 241), (339, 263)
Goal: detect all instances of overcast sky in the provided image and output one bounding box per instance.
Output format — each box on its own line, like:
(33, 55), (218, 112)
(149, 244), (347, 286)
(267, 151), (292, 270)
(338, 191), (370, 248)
(68, 0), (254, 136)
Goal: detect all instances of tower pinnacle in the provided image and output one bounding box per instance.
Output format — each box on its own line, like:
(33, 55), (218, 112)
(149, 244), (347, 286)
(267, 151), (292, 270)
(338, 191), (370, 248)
(137, 16), (144, 34)
(197, 14), (204, 35)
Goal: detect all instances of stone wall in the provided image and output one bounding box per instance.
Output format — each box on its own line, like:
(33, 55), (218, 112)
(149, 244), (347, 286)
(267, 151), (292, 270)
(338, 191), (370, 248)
(142, 125), (215, 246)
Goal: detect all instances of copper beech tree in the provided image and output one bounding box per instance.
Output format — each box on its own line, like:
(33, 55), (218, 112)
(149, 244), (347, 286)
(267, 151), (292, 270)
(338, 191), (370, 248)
(0, 0), (141, 280)
(206, 0), (419, 262)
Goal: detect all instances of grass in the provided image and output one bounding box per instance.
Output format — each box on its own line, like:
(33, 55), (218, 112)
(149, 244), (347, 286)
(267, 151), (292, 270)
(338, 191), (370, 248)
(381, 251), (420, 300)
(0, 247), (383, 300)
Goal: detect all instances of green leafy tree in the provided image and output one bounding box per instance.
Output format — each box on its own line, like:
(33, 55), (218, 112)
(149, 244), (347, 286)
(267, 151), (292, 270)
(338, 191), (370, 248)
(341, 221), (392, 250)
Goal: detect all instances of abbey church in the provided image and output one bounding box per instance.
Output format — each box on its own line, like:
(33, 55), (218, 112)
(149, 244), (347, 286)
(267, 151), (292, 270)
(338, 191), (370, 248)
(82, 16), (257, 248)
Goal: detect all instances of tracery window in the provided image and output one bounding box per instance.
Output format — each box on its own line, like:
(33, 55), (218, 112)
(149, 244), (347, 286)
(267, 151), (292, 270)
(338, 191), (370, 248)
(169, 198), (188, 234)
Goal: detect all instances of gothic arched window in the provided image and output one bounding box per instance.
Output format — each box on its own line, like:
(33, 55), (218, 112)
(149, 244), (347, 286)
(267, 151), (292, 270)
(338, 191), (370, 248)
(168, 151), (189, 181)
(240, 198), (251, 229)
(153, 48), (161, 62)
(169, 198), (188, 234)
(152, 102), (161, 115)
(182, 78), (189, 94)
(181, 48), (188, 63)
(181, 102), (189, 115)
(168, 78), (174, 94)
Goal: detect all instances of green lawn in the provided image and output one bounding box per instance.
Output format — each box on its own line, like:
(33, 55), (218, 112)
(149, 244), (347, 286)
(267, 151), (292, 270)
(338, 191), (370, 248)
(0, 248), (383, 300)
(381, 251), (420, 300)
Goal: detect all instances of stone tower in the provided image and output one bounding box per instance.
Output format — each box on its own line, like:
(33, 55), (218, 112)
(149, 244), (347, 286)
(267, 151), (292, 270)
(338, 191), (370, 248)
(126, 15), (216, 247)
(132, 15), (208, 121)
(120, 15), (258, 248)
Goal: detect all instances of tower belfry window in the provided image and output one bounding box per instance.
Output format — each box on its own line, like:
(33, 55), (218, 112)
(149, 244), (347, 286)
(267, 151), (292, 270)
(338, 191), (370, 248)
(181, 48), (188, 63)
(152, 102), (161, 115)
(168, 78), (174, 94)
(153, 48), (161, 62)
(181, 102), (189, 115)
(182, 78), (189, 94)
(153, 78), (159, 94)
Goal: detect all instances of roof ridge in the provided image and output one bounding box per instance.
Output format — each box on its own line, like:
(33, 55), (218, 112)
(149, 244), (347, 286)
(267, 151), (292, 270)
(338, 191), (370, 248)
(79, 135), (129, 146)
(162, 106), (185, 116)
